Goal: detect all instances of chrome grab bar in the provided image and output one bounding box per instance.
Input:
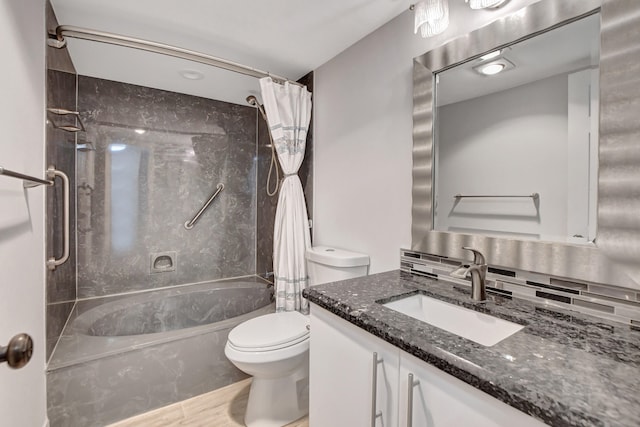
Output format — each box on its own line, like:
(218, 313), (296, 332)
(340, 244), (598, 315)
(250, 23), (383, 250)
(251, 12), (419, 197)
(184, 183), (224, 230)
(0, 166), (53, 188)
(371, 352), (383, 427)
(1, 166), (69, 270)
(47, 166), (70, 271)
(406, 373), (420, 427)
(454, 193), (539, 200)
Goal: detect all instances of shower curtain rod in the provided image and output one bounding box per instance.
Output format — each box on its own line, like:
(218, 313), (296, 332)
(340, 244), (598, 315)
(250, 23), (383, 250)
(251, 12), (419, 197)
(49, 25), (303, 87)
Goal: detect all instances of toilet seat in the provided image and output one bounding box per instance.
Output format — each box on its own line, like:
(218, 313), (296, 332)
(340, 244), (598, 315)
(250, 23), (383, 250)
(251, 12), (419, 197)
(227, 311), (310, 352)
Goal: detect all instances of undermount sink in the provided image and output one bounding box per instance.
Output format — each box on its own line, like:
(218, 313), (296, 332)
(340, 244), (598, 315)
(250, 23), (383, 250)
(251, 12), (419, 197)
(382, 294), (524, 346)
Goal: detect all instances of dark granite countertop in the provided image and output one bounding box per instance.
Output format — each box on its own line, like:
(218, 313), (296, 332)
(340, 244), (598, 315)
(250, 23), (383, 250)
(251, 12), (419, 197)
(303, 270), (640, 427)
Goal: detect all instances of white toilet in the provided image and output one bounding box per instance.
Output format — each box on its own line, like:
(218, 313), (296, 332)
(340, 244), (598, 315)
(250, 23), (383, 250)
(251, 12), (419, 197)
(306, 245), (370, 285)
(224, 246), (370, 427)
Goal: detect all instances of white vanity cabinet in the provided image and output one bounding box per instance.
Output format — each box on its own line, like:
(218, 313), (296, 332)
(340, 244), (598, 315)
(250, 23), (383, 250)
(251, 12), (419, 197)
(309, 304), (400, 427)
(398, 351), (546, 427)
(309, 303), (547, 427)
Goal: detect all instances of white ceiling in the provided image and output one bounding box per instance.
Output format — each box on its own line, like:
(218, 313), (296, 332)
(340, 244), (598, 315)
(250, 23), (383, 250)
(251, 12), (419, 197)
(50, 0), (412, 105)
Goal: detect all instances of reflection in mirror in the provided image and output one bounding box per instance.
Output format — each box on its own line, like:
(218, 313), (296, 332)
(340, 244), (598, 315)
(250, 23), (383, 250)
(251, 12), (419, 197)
(433, 13), (599, 244)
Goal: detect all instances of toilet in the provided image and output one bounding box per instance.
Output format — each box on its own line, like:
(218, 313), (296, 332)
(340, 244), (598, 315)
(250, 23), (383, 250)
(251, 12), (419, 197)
(306, 245), (370, 285)
(224, 245), (370, 427)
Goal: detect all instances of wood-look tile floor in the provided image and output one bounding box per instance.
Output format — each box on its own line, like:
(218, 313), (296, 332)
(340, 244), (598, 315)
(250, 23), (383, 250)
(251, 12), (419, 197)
(107, 378), (309, 427)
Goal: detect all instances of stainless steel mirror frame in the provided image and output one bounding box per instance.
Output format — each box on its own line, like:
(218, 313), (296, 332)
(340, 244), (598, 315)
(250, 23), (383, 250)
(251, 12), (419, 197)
(412, 0), (640, 288)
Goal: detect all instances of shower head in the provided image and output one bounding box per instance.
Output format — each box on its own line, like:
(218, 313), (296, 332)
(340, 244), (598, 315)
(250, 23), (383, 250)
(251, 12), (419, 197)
(246, 95), (269, 124)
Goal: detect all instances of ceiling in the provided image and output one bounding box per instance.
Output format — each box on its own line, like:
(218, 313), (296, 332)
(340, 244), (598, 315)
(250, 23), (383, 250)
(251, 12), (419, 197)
(50, 0), (412, 105)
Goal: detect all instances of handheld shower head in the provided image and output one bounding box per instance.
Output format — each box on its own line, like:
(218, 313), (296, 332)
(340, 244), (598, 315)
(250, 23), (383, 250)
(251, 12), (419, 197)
(246, 95), (269, 124)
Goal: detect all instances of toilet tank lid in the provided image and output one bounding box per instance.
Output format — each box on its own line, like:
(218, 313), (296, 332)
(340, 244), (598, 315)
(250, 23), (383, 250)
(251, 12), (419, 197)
(305, 246), (370, 267)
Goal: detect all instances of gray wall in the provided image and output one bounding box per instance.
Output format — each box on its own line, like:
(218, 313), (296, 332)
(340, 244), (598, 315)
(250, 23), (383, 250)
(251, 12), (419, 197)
(436, 74), (569, 239)
(46, 0), (77, 360)
(76, 76), (259, 298)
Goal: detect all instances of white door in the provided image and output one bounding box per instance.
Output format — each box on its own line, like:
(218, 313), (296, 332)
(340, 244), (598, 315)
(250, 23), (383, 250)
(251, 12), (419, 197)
(0, 0), (48, 425)
(310, 304), (399, 427)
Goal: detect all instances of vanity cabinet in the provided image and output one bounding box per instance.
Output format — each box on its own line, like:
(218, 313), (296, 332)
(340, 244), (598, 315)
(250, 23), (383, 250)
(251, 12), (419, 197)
(397, 351), (545, 427)
(309, 303), (546, 427)
(309, 304), (399, 427)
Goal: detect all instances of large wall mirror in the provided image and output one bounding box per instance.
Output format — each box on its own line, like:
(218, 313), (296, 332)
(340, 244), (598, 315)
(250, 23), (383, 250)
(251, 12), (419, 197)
(412, 0), (640, 289)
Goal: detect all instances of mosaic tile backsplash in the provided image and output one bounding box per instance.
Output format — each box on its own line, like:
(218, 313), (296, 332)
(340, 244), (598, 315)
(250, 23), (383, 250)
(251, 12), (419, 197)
(401, 249), (640, 326)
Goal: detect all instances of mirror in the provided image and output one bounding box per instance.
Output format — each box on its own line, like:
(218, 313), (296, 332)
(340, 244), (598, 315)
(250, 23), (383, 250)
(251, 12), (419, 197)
(433, 13), (599, 244)
(412, 0), (640, 289)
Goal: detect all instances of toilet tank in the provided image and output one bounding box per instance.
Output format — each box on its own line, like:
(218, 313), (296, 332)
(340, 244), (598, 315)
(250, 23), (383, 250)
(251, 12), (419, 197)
(306, 246), (370, 286)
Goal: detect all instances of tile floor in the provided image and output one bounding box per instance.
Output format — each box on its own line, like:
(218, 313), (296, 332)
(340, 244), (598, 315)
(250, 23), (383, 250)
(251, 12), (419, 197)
(107, 378), (309, 427)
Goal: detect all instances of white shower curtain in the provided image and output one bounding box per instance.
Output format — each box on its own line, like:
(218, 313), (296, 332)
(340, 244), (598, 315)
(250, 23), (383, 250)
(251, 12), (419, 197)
(259, 77), (312, 313)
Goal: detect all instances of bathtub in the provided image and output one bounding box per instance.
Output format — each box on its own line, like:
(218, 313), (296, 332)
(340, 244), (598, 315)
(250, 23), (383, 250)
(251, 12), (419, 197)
(47, 278), (274, 427)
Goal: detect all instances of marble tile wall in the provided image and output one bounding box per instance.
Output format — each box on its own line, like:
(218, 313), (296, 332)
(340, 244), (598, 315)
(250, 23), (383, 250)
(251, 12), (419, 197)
(256, 72), (314, 279)
(45, 0), (77, 360)
(76, 77), (258, 298)
(47, 327), (248, 427)
(298, 72), (315, 229)
(46, 1), (75, 75)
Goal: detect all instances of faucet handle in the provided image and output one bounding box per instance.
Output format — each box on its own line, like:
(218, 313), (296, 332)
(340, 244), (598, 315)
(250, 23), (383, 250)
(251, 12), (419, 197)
(462, 247), (486, 265)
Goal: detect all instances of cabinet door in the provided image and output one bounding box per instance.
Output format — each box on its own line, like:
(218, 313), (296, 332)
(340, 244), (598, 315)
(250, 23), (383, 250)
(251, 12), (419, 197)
(310, 304), (399, 427)
(398, 352), (547, 427)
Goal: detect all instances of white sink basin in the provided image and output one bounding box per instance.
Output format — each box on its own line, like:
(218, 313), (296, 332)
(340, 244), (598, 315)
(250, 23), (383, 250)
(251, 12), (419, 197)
(383, 294), (524, 346)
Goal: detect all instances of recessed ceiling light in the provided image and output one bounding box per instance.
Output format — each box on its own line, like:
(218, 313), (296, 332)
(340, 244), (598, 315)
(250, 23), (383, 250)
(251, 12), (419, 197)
(179, 70), (204, 80)
(134, 129), (146, 135)
(480, 63), (505, 75)
(473, 58), (515, 76)
(479, 50), (501, 61)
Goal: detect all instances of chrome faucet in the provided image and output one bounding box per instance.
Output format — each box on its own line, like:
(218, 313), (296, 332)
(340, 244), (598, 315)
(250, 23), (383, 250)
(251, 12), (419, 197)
(450, 247), (487, 301)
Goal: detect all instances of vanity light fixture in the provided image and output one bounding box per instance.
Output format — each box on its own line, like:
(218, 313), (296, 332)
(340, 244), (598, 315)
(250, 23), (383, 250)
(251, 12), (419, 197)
(134, 129), (146, 135)
(473, 58), (515, 76)
(466, 0), (510, 9)
(412, 0), (450, 38)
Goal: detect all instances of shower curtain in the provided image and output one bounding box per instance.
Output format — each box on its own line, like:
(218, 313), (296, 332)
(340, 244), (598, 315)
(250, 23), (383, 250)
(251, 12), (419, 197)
(259, 77), (312, 313)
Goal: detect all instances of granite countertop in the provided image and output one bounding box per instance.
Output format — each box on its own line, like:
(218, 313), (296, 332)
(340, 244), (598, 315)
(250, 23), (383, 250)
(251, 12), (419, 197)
(303, 270), (640, 427)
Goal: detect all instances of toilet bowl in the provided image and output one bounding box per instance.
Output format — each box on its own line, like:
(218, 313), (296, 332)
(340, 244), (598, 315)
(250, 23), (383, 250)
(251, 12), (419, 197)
(224, 311), (310, 427)
(224, 245), (370, 426)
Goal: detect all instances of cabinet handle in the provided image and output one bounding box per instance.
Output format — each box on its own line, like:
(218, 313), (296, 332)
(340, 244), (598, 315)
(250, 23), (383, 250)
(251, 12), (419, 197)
(407, 373), (420, 427)
(371, 352), (383, 427)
